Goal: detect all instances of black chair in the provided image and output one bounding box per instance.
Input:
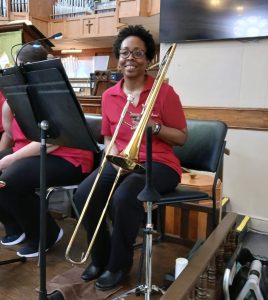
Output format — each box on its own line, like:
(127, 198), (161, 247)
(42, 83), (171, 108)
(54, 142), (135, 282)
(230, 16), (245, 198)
(136, 119), (228, 288)
(46, 114), (104, 218)
(157, 119), (228, 239)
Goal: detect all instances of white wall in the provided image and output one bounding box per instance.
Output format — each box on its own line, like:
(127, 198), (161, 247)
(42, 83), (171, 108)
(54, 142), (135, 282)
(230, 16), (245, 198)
(161, 40), (268, 227)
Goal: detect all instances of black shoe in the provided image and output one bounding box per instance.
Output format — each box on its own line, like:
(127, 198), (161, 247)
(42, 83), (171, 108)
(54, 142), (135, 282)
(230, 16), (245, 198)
(1, 232), (26, 246)
(17, 228), (64, 258)
(81, 263), (104, 282)
(95, 269), (130, 291)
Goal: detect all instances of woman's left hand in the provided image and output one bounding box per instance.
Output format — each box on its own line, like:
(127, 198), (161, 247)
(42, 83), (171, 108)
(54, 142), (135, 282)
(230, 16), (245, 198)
(0, 154), (16, 171)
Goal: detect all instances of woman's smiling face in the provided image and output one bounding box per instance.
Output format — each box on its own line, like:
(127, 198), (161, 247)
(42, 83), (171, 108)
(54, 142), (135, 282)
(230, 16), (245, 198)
(118, 36), (149, 79)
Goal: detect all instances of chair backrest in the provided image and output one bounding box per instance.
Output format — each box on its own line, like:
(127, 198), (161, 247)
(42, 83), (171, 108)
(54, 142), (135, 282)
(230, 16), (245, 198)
(174, 119), (228, 172)
(93, 80), (116, 96)
(84, 113), (103, 169)
(84, 113), (103, 144)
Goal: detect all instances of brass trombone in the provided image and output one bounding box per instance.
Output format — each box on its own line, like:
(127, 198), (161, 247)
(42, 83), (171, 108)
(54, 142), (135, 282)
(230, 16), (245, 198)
(65, 43), (177, 264)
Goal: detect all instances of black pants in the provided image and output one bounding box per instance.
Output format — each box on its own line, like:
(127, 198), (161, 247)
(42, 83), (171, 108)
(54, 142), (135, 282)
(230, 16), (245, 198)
(0, 151), (87, 246)
(74, 160), (179, 272)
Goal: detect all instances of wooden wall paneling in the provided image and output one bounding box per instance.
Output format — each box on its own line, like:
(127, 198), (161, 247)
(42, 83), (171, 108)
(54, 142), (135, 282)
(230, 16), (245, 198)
(97, 13), (117, 37)
(81, 12), (117, 38)
(139, 0), (160, 16)
(164, 173), (222, 243)
(118, 0), (160, 17)
(165, 206), (181, 235)
(30, 16), (49, 37)
(77, 96), (102, 114)
(189, 210), (198, 240)
(149, 0), (161, 16)
(48, 20), (65, 38)
(197, 211), (209, 239)
(82, 15), (98, 37)
(65, 18), (82, 37)
(9, 12), (29, 20)
(30, 0), (54, 20)
(184, 106), (268, 131)
(118, 0), (141, 18)
(9, 0), (53, 31)
(49, 13), (117, 40)
(70, 102), (268, 132)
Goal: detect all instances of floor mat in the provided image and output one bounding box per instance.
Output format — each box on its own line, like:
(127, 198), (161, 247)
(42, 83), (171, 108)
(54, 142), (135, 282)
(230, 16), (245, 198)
(45, 266), (122, 300)
(242, 230), (268, 259)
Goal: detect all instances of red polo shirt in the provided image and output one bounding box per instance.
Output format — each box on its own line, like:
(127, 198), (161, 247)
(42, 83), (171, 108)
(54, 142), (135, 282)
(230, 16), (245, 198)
(101, 75), (186, 176)
(0, 91), (5, 134)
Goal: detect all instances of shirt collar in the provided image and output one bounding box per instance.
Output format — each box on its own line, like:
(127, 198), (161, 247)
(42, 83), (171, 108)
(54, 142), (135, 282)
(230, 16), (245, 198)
(110, 75), (155, 96)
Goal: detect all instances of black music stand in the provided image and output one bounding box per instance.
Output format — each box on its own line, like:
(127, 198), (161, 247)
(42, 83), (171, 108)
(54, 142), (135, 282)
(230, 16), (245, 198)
(0, 60), (99, 300)
(113, 127), (165, 300)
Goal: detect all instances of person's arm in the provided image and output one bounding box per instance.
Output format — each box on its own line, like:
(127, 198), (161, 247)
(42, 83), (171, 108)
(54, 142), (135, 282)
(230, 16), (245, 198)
(0, 132), (14, 151)
(0, 102), (14, 150)
(104, 136), (119, 156)
(0, 141), (59, 171)
(149, 119), (188, 146)
(129, 115), (188, 147)
(103, 136), (129, 173)
(2, 101), (13, 138)
(0, 101), (14, 150)
(150, 86), (188, 146)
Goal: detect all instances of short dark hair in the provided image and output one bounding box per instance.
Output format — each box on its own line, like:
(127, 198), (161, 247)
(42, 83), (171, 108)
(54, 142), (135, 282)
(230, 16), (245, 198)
(17, 44), (48, 64)
(113, 25), (156, 62)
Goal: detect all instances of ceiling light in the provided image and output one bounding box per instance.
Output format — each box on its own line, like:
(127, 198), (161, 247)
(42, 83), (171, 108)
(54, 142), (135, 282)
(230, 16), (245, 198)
(61, 49), (83, 54)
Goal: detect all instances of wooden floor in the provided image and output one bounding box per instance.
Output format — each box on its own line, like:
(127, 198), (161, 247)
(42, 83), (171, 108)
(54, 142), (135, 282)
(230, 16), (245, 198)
(0, 216), (190, 300)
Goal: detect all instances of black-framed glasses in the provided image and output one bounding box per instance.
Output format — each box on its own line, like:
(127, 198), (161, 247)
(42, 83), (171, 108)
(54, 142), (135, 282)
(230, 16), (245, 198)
(119, 48), (146, 59)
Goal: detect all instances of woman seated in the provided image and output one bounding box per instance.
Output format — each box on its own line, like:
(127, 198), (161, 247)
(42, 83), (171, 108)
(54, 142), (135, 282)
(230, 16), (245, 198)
(74, 25), (188, 291)
(0, 44), (94, 258)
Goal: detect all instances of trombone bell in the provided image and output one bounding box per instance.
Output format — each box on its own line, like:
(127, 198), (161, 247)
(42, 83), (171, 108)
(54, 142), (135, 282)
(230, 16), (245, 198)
(106, 154), (144, 172)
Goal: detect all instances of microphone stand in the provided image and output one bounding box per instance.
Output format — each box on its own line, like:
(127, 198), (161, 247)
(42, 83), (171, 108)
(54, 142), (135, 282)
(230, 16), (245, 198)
(112, 127), (165, 300)
(10, 32), (63, 65)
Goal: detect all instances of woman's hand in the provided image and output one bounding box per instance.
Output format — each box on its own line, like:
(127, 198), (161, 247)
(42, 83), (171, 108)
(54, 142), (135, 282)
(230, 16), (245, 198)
(131, 113), (187, 146)
(128, 112), (156, 130)
(0, 142), (60, 172)
(104, 136), (129, 174)
(128, 112), (141, 130)
(0, 154), (17, 171)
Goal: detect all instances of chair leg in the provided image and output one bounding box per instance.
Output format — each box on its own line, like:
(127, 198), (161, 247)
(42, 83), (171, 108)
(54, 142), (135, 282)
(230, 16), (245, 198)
(66, 189), (79, 218)
(45, 187), (79, 219)
(157, 206), (165, 241)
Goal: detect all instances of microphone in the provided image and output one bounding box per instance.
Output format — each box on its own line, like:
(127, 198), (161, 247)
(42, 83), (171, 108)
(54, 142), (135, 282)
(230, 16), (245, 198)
(11, 32), (63, 66)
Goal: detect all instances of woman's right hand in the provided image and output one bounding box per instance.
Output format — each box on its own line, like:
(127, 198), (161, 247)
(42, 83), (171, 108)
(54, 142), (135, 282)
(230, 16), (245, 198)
(104, 136), (129, 174)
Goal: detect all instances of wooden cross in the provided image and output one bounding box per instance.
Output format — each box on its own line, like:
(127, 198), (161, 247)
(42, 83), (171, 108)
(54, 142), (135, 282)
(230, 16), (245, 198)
(85, 20), (93, 34)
